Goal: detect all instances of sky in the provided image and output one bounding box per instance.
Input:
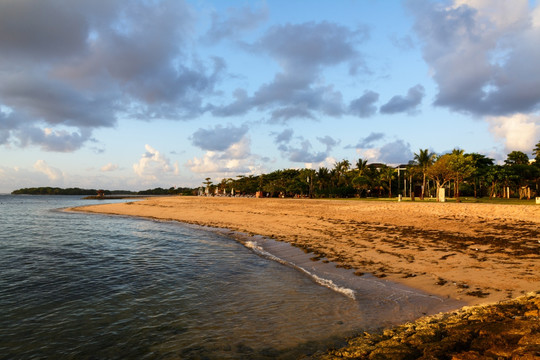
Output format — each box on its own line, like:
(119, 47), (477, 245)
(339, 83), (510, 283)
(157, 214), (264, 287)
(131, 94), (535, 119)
(1, 0), (540, 193)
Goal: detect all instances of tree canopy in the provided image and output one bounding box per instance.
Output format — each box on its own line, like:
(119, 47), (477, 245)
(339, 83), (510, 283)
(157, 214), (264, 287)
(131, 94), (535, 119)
(13, 143), (540, 201)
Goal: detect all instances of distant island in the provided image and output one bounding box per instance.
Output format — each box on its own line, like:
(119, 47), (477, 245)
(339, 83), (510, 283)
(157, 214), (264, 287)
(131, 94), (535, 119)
(11, 187), (196, 197)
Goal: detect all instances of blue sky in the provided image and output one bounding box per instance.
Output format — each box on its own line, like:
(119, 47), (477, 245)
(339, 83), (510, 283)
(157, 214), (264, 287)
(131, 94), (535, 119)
(1, 0), (540, 192)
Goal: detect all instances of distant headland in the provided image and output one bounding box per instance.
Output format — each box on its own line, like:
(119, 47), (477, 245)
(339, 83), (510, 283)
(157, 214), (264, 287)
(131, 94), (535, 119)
(10, 186), (196, 197)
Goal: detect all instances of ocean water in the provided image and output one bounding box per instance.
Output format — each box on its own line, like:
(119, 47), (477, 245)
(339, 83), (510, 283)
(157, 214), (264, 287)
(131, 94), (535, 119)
(0, 195), (460, 359)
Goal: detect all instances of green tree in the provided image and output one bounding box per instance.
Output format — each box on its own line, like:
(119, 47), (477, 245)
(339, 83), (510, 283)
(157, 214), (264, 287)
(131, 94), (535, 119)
(315, 167), (331, 197)
(203, 177), (213, 195)
(380, 165), (395, 198)
(467, 153), (494, 198)
(356, 158), (368, 175)
(504, 151), (538, 199)
(533, 140), (540, 162)
(426, 155), (453, 201)
(331, 160), (355, 197)
(333, 160), (351, 186)
(532, 141), (540, 195)
(413, 149), (436, 200)
(447, 151), (475, 201)
(505, 151), (529, 165)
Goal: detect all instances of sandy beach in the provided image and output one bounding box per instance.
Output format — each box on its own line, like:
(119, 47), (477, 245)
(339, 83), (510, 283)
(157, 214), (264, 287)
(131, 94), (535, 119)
(68, 196), (540, 357)
(70, 196), (539, 305)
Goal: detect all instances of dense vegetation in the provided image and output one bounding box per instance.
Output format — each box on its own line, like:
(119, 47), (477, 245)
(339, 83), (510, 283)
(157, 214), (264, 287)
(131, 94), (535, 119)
(203, 142), (540, 200)
(11, 187), (116, 196)
(11, 187), (196, 196)
(11, 142), (540, 200)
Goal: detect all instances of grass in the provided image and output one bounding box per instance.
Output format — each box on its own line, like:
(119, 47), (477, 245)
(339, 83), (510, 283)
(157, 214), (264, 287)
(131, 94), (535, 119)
(315, 196), (539, 205)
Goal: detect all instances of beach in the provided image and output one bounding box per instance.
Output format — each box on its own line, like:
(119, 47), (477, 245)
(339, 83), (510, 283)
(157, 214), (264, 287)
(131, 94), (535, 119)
(69, 196), (540, 357)
(71, 196), (539, 306)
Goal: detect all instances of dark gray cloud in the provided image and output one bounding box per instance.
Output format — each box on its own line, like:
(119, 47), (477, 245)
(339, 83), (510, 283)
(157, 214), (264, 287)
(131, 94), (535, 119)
(287, 140), (328, 163)
(191, 124), (249, 151)
(378, 139), (413, 164)
(1, 72), (116, 128)
(268, 106), (316, 123)
(256, 22), (368, 73)
(211, 21), (368, 122)
(0, 105), (94, 152)
(380, 84), (425, 114)
(16, 126), (93, 152)
(407, 0), (540, 116)
(204, 4), (269, 43)
(0, 111), (19, 145)
(0, 1), (381, 154)
(273, 129), (294, 144)
(349, 91), (379, 117)
(0, 0), (223, 151)
(0, 0), (93, 62)
(274, 130), (336, 163)
(210, 89), (251, 117)
(347, 132), (385, 149)
(317, 136), (340, 152)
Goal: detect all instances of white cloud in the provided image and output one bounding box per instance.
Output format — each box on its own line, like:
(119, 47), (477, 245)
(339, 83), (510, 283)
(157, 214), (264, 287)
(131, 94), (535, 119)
(186, 151), (263, 175)
(186, 136), (264, 176)
(100, 163), (118, 172)
(186, 151), (223, 173)
(133, 144), (175, 180)
(33, 160), (62, 181)
(487, 113), (540, 152)
(534, 4), (540, 27)
(304, 156), (337, 170)
(453, 0), (528, 29)
(356, 148), (381, 162)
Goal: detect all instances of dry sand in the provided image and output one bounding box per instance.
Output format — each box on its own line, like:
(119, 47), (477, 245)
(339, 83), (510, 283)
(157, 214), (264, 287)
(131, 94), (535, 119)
(70, 196), (540, 305)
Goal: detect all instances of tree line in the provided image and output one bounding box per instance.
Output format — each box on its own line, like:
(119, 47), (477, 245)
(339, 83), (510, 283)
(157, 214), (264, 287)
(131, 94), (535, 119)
(11, 187), (195, 196)
(202, 141), (540, 201)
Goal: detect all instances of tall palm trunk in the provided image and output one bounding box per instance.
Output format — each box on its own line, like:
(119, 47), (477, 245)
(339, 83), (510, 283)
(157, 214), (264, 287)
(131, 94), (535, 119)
(421, 172), (426, 200)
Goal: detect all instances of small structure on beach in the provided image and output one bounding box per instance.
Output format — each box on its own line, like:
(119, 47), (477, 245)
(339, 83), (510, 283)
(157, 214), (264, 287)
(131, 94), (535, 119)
(96, 190), (105, 199)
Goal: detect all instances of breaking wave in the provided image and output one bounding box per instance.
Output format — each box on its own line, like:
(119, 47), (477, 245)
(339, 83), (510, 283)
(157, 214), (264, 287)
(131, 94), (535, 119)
(245, 240), (356, 300)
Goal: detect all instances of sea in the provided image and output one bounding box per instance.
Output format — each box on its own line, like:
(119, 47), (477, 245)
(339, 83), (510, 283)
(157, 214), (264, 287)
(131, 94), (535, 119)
(0, 195), (461, 359)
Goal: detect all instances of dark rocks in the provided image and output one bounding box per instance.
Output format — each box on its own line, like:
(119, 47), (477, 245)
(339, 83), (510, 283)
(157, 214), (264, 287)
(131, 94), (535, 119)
(318, 292), (540, 359)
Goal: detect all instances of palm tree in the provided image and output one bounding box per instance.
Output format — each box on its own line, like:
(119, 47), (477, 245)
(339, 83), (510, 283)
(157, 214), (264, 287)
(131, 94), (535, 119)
(414, 149), (436, 200)
(316, 167), (331, 197)
(333, 159), (351, 187)
(533, 140), (540, 161)
(356, 158), (368, 175)
(380, 165), (395, 198)
(533, 141), (540, 196)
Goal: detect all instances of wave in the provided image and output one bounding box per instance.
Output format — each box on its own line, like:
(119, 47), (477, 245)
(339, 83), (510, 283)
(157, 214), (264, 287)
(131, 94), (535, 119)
(245, 240), (356, 300)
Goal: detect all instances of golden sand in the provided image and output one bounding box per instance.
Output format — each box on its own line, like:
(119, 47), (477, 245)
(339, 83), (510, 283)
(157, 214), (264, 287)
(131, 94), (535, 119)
(70, 196), (540, 305)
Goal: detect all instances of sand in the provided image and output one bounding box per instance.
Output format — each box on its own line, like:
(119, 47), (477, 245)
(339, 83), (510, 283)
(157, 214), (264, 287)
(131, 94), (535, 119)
(69, 196), (539, 305)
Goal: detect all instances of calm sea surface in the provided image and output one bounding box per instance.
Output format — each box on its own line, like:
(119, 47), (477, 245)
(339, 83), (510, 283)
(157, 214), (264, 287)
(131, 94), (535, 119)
(0, 195), (460, 359)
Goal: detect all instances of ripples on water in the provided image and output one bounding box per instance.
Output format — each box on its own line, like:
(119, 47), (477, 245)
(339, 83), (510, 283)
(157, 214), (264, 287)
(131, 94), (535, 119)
(0, 196), (363, 359)
(0, 195), (460, 359)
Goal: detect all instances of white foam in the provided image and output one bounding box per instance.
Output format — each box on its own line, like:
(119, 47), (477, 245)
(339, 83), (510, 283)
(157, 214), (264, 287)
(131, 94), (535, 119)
(244, 240), (356, 300)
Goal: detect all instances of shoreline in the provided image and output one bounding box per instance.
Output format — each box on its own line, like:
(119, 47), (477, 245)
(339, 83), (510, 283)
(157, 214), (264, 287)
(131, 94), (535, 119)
(67, 196), (540, 306)
(67, 196), (540, 357)
(65, 205), (463, 311)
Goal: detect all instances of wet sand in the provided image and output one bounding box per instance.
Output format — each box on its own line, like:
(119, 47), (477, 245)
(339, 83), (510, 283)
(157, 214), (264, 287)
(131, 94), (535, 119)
(69, 196), (540, 358)
(70, 196), (539, 306)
